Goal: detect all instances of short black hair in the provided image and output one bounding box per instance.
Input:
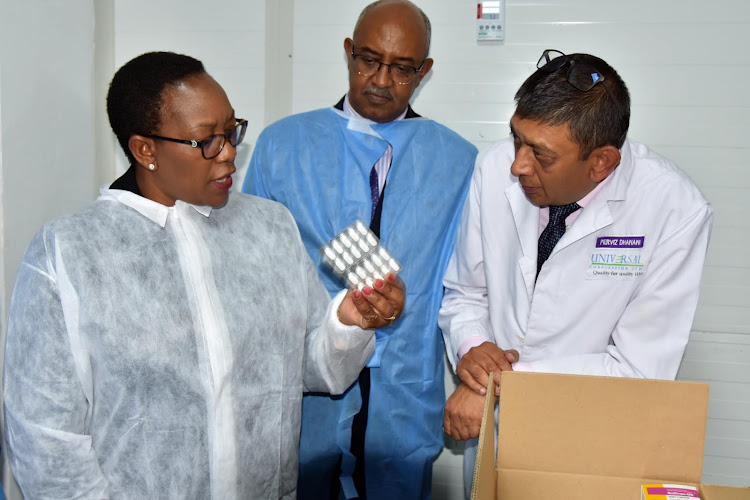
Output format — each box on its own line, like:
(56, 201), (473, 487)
(106, 51), (205, 166)
(514, 53), (630, 159)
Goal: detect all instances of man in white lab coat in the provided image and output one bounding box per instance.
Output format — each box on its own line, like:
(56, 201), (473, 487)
(438, 50), (713, 497)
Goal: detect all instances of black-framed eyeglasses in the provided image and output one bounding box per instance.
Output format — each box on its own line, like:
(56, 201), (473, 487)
(351, 47), (425, 85)
(537, 49), (626, 116)
(146, 118), (248, 160)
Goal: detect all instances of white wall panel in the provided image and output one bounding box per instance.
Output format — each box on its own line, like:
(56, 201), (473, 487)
(0, 3), (97, 497)
(680, 331), (750, 485)
(707, 418), (750, 440)
(113, 0), (265, 182)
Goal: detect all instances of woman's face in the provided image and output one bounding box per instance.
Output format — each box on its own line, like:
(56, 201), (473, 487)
(140, 73), (237, 208)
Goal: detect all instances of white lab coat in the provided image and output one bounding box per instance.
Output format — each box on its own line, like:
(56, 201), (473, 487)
(439, 138), (712, 380)
(4, 188), (375, 499)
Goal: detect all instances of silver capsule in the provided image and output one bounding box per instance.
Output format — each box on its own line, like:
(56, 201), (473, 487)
(350, 246), (362, 259)
(324, 246), (337, 261)
(332, 240), (344, 254)
(389, 259), (401, 272)
(343, 253), (354, 265)
(339, 234), (352, 248)
(356, 266), (367, 279)
(380, 264), (390, 275)
(356, 220), (368, 235)
(365, 276), (375, 288)
(370, 254), (383, 267)
(358, 240), (370, 252)
(378, 247), (391, 260)
(366, 234), (378, 247)
(335, 259), (346, 272)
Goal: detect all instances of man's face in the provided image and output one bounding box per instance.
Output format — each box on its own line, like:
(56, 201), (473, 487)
(509, 114), (598, 207)
(344, 4), (433, 123)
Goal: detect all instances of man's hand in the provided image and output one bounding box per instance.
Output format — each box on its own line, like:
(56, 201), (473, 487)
(444, 383), (487, 441)
(337, 273), (406, 329)
(457, 342), (519, 396)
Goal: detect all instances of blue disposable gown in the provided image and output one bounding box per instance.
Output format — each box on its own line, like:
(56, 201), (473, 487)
(3, 188), (375, 499)
(243, 105), (477, 498)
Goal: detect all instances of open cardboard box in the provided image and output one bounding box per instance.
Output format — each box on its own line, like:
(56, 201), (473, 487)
(471, 371), (750, 500)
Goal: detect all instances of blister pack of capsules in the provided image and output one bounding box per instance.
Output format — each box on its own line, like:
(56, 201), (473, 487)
(320, 220), (401, 290)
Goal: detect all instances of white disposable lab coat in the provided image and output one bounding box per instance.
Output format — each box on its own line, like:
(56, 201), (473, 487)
(439, 139), (712, 380)
(3, 187), (375, 499)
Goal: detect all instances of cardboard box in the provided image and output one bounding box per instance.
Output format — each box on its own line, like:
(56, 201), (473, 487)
(471, 371), (750, 500)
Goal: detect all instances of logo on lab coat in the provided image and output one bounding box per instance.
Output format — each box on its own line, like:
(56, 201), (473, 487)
(586, 236), (646, 279)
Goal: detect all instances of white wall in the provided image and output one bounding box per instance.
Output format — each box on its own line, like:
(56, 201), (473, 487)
(0, 1), (98, 498)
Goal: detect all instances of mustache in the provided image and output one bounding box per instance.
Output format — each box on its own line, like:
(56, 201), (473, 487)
(362, 87), (394, 100)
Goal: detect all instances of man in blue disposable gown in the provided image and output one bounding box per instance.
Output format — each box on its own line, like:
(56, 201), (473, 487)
(242, 1), (477, 497)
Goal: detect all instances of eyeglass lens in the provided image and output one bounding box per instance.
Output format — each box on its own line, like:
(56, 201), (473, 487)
(566, 64), (602, 92)
(353, 56), (416, 83)
(537, 49), (567, 72)
(203, 120), (248, 159)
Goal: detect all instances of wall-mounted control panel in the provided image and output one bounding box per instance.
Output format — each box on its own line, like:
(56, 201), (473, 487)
(477, 1), (505, 42)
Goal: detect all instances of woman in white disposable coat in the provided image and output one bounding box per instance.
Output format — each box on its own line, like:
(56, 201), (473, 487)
(3, 51), (405, 499)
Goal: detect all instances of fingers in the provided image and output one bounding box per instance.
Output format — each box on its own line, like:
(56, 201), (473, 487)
(358, 273), (405, 325)
(444, 392), (470, 441)
(349, 289), (383, 329)
(456, 342), (519, 395)
(505, 349), (519, 364)
(456, 359), (491, 395)
(480, 343), (514, 371)
(337, 273), (406, 329)
(443, 385), (485, 441)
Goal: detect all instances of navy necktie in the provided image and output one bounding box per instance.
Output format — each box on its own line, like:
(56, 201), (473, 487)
(369, 166), (380, 219)
(537, 202), (580, 277)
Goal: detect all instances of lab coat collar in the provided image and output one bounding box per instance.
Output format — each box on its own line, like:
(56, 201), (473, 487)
(99, 185), (213, 227)
(560, 139), (633, 247)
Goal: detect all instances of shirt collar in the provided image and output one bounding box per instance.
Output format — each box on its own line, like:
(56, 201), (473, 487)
(100, 184), (213, 227)
(343, 93), (408, 122)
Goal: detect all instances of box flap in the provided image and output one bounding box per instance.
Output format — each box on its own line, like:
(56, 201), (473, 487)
(472, 372), (499, 500)
(496, 372), (709, 483)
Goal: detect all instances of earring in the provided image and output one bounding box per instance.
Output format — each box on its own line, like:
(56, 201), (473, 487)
(148, 163), (156, 171)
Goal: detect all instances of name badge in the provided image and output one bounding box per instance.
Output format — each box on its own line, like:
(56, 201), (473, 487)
(586, 236), (647, 280)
